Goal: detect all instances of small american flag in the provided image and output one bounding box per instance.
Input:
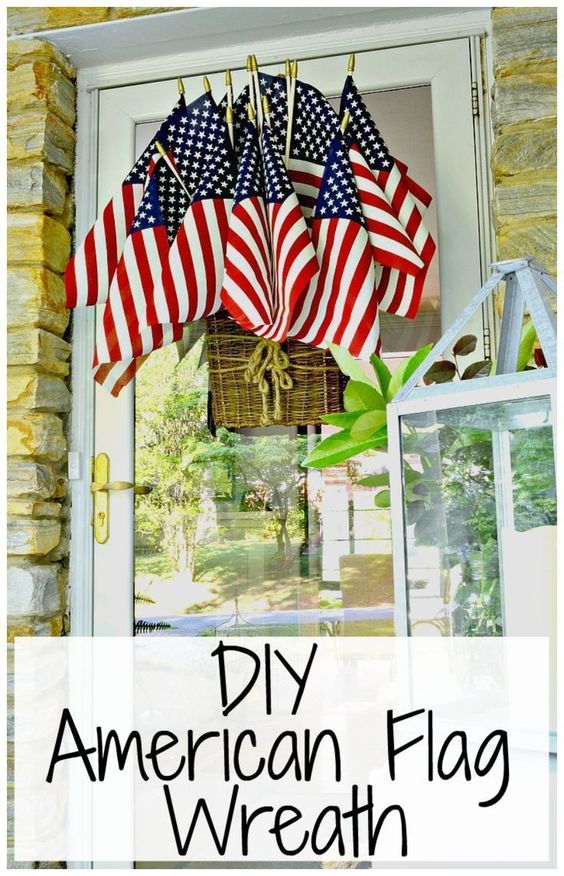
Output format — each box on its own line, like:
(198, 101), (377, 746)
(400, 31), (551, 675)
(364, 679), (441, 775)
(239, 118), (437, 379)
(65, 95), (187, 309)
(95, 92), (230, 368)
(256, 121), (319, 342)
(224, 73), (336, 225)
(341, 75), (436, 318)
(220, 119), (273, 332)
(290, 128), (380, 360)
(149, 109), (237, 327)
(94, 155), (186, 366)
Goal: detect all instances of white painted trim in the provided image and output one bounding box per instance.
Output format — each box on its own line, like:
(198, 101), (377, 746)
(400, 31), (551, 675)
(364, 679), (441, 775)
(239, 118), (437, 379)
(62, 8), (494, 91)
(13, 8), (491, 91)
(469, 32), (498, 355)
(68, 85), (98, 639)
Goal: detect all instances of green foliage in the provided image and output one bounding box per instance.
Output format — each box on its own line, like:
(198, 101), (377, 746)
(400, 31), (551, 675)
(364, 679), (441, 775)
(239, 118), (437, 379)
(304, 344), (435, 471)
(370, 353), (392, 397)
(387, 344), (433, 399)
(327, 342), (374, 385)
(516, 320), (537, 371)
(350, 408), (387, 441)
(303, 428), (386, 469)
(343, 380), (385, 412)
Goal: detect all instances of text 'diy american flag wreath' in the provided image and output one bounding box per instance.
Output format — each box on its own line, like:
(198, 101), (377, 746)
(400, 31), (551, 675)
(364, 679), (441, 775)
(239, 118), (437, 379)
(65, 56), (435, 396)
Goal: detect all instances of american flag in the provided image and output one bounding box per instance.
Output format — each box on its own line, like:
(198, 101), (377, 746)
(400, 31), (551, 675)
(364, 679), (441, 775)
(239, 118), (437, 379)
(93, 155), (187, 366)
(341, 75), (436, 318)
(256, 121), (319, 341)
(149, 110), (237, 327)
(95, 91), (230, 367)
(220, 119), (273, 333)
(65, 95), (187, 309)
(290, 128), (381, 360)
(223, 73), (336, 224)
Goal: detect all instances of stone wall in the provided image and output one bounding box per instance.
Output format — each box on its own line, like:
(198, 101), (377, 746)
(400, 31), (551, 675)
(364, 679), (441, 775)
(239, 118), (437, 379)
(7, 37), (75, 636)
(7, 36), (77, 870)
(491, 6), (557, 274)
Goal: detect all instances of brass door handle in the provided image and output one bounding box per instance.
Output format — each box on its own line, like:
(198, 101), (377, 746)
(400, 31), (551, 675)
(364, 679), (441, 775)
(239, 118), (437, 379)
(91, 480), (153, 494)
(91, 453), (152, 544)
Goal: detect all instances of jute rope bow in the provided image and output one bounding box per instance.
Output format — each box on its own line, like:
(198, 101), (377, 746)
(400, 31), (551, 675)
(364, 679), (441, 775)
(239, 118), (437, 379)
(244, 338), (293, 425)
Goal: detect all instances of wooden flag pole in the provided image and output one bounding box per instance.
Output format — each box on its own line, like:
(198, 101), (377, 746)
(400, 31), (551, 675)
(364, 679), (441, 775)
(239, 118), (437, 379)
(247, 102), (256, 125)
(226, 105), (235, 147)
(155, 141), (191, 197)
(225, 69), (235, 147)
(251, 55), (263, 128)
(284, 59), (297, 167)
(262, 95), (271, 127)
(225, 68), (233, 111)
(246, 55), (256, 117)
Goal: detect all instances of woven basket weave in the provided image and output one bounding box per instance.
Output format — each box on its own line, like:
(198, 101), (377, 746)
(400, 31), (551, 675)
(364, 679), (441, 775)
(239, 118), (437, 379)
(206, 313), (346, 429)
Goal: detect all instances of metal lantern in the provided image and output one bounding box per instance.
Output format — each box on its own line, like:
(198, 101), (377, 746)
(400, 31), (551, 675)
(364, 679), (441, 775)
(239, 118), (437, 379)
(387, 258), (557, 638)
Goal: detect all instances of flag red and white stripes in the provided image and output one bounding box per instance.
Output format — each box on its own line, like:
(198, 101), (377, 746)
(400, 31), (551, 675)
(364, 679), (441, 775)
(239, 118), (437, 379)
(221, 121), (274, 333)
(65, 182), (144, 309)
(290, 130), (381, 360)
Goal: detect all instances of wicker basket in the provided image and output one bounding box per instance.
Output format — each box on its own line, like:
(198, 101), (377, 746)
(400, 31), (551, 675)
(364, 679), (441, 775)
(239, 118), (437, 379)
(206, 313), (346, 429)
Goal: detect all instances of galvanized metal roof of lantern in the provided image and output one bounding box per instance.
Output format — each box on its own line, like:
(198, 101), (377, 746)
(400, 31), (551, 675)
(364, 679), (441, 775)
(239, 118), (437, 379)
(390, 257), (557, 411)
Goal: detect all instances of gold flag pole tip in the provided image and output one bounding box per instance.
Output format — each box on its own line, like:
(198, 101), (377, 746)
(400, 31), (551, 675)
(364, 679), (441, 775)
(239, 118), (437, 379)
(177, 77), (185, 95)
(226, 106), (234, 123)
(155, 141), (166, 156)
(291, 59), (298, 78)
(247, 103), (256, 121)
(284, 59), (291, 77)
(262, 95), (271, 115)
(340, 110), (351, 132)
(348, 53), (355, 73)
(251, 54), (258, 72)
(246, 55), (253, 72)
(203, 76), (212, 93)
(225, 69), (232, 86)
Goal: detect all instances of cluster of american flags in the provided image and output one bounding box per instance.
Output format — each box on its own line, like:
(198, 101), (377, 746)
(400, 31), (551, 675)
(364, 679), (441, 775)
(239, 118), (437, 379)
(65, 62), (435, 396)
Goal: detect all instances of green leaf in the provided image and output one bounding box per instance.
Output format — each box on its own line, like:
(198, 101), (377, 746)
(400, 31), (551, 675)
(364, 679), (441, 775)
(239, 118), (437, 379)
(387, 344), (433, 400)
(350, 409), (387, 441)
(320, 411), (362, 428)
(517, 321), (537, 371)
(369, 354), (392, 397)
(358, 472), (389, 487)
(404, 465), (422, 483)
(328, 343), (375, 386)
(374, 489), (391, 509)
(461, 360), (492, 380)
(303, 429), (386, 469)
(344, 380), (386, 412)
(423, 360), (456, 384)
(453, 334), (477, 357)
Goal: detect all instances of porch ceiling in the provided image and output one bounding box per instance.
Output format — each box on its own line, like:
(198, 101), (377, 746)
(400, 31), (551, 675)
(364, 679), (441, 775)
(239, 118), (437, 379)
(10, 6), (485, 71)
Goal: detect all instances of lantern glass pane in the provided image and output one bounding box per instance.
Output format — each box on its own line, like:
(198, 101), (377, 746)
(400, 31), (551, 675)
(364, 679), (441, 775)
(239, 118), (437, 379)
(400, 394), (556, 637)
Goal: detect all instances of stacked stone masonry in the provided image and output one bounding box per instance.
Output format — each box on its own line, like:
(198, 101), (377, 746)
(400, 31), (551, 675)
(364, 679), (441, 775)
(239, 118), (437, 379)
(7, 37), (74, 647)
(491, 7), (557, 275)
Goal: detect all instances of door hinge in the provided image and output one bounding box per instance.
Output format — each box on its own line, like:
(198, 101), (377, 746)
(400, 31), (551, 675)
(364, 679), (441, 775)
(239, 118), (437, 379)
(471, 81), (480, 118)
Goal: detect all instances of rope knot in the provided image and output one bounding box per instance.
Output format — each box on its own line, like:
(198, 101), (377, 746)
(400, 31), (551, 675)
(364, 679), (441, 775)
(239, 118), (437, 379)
(244, 338), (293, 425)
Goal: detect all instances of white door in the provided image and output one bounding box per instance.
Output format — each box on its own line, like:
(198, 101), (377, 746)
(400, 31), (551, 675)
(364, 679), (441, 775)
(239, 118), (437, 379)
(88, 38), (488, 637)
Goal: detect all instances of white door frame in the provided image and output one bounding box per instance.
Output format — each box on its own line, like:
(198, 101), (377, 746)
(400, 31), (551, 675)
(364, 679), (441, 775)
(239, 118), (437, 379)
(68, 10), (495, 639)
